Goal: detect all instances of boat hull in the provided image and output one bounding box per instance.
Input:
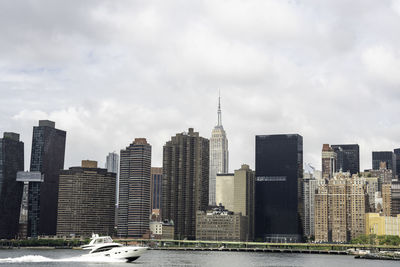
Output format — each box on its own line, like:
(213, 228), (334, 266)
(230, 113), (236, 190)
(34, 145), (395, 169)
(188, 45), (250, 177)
(88, 246), (147, 262)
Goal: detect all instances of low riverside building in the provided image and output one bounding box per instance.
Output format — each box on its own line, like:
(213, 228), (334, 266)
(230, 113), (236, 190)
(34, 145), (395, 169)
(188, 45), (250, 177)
(56, 160), (116, 237)
(195, 205), (248, 241)
(366, 213), (400, 236)
(150, 220), (174, 239)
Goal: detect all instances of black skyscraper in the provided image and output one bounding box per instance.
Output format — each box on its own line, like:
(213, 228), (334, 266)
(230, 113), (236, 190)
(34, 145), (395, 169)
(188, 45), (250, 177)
(331, 144), (359, 175)
(0, 132), (24, 239)
(255, 134), (303, 243)
(372, 151), (395, 172)
(28, 120), (66, 237)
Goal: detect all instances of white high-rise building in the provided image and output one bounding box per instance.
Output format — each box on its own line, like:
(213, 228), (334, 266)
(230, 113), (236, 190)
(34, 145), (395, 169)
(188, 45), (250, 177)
(106, 152), (119, 174)
(209, 95), (229, 205)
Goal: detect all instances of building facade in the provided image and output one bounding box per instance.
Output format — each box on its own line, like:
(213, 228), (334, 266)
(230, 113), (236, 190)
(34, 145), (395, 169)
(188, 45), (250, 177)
(0, 133), (24, 239)
(149, 220), (174, 239)
(382, 183), (391, 216)
(331, 144), (359, 175)
(392, 181), (400, 216)
(322, 144), (336, 179)
(215, 173), (234, 210)
(314, 173), (367, 243)
(162, 128), (209, 240)
(56, 161), (116, 237)
(28, 120), (66, 237)
(209, 96), (228, 205)
(255, 134), (303, 242)
(151, 167), (162, 211)
(196, 206), (248, 242)
(366, 213), (400, 236)
(118, 138), (151, 238)
(216, 165), (255, 241)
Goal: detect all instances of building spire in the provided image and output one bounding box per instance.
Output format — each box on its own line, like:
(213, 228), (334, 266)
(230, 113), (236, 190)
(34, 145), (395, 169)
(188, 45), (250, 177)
(217, 90), (222, 126)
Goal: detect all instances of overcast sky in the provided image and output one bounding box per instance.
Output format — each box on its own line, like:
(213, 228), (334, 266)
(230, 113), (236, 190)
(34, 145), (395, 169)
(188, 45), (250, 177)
(1, 0), (400, 172)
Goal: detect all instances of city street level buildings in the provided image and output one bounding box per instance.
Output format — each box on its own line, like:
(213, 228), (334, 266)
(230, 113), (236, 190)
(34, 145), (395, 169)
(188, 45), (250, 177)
(196, 206), (248, 242)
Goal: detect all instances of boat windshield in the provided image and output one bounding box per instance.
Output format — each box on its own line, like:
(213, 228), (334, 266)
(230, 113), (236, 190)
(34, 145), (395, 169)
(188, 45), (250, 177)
(93, 236), (113, 244)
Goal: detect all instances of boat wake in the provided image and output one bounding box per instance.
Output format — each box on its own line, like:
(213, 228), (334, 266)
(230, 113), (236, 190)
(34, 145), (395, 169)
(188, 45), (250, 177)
(0, 254), (126, 263)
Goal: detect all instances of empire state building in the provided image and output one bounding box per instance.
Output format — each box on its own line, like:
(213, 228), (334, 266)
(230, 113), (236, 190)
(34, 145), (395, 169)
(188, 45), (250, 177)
(209, 96), (229, 205)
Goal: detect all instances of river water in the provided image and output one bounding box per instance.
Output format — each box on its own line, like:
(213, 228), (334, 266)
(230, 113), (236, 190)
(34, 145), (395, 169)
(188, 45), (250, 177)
(0, 248), (398, 266)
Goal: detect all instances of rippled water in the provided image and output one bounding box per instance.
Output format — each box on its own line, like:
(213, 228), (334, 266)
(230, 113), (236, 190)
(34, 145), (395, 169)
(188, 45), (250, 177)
(0, 248), (398, 266)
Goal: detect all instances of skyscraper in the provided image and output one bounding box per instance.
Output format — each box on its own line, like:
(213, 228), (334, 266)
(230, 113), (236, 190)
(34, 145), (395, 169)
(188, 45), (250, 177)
(321, 144), (336, 179)
(331, 144), (359, 175)
(118, 138), (151, 238)
(28, 120), (66, 237)
(106, 152), (119, 227)
(150, 167), (162, 211)
(372, 151), (395, 178)
(303, 166), (324, 238)
(57, 160), (116, 237)
(209, 96), (228, 205)
(162, 128), (209, 240)
(255, 134), (303, 242)
(106, 152), (119, 174)
(0, 132), (24, 239)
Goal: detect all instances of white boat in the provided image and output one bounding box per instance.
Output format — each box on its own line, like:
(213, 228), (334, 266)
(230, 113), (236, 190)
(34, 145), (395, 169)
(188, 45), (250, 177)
(81, 234), (147, 262)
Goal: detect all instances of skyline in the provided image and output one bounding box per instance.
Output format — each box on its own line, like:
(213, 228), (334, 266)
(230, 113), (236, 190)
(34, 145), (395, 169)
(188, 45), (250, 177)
(1, 1), (400, 172)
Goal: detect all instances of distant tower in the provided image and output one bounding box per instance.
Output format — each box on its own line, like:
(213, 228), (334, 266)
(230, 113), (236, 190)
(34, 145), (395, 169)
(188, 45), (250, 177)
(118, 138), (151, 238)
(106, 152), (119, 227)
(28, 120), (66, 237)
(331, 144), (359, 175)
(209, 94), (229, 205)
(321, 144), (336, 179)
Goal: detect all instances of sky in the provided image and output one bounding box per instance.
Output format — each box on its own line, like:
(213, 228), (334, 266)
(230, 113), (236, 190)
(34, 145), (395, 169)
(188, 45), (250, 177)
(1, 0), (400, 172)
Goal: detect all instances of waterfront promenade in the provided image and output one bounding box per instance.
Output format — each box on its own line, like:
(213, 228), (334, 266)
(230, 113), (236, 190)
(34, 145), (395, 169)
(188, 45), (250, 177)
(1, 238), (399, 255)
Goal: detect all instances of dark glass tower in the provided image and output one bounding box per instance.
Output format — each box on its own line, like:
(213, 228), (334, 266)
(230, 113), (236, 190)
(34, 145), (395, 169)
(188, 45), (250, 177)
(28, 120), (66, 237)
(0, 133), (24, 239)
(151, 167), (162, 211)
(372, 151), (395, 173)
(255, 134), (303, 242)
(331, 144), (359, 175)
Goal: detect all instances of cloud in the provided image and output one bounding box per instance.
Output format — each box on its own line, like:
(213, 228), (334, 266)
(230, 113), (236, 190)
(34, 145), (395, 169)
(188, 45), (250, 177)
(1, 0), (400, 172)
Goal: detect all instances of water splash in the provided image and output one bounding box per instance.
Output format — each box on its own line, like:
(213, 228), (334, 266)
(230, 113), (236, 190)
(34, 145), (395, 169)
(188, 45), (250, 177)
(0, 254), (126, 263)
